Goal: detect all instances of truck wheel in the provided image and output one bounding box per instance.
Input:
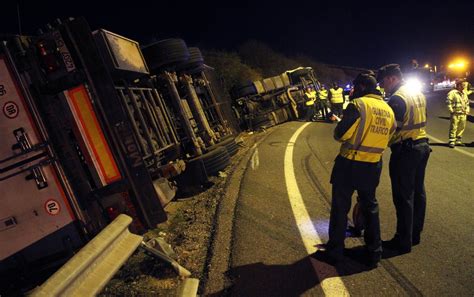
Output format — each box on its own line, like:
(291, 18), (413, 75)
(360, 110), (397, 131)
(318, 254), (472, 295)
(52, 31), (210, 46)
(142, 38), (190, 71)
(206, 134), (239, 157)
(252, 113), (274, 129)
(218, 135), (239, 156)
(177, 47), (204, 73)
(188, 146), (230, 176)
(202, 146), (230, 174)
(237, 85), (257, 98)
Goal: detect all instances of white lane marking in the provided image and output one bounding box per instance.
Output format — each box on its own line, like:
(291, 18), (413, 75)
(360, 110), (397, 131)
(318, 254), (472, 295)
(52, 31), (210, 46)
(250, 145), (260, 170)
(427, 133), (474, 158)
(284, 123), (349, 296)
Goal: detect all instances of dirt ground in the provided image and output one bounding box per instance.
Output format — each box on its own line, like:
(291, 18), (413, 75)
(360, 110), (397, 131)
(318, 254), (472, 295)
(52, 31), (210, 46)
(99, 132), (260, 296)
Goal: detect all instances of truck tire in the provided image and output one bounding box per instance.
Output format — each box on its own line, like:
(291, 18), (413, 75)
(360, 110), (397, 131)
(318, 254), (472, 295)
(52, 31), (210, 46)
(177, 47), (205, 73)
(188, 146), (230, 176)
(262, 78), (276, 92)
(202, 146), (230, 174)
(218, 135), (239, 156)
(142, 39), (190, 71)
(251, 113), (274, 129)
(271, 75), (285, 90)
(253, 80), (265, 94)
(206, 134), (239, 157)
(236, 85), (257, 98)
(275, 108), (289, 123)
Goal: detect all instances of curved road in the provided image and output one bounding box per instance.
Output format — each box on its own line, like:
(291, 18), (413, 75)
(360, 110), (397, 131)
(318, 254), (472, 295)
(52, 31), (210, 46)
(228, 90), (474, 296)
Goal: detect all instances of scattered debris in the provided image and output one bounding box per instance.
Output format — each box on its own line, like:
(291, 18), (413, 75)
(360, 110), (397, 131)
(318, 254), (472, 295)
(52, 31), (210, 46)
(140, 240), (191, 278)
(176, 278), (199, 297)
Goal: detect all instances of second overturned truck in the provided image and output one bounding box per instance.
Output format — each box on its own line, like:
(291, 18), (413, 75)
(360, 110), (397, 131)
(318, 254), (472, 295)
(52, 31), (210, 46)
(231, 67), (321, 130)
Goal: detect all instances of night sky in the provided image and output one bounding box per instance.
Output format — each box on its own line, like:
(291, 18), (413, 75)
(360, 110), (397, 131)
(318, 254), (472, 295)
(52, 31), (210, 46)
(2, 1), (474, 69)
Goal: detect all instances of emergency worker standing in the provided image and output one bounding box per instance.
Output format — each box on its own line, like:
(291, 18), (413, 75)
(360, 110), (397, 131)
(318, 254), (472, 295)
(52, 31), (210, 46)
(329, 82), (344, 117)
(377, 64), (431, 254)
(319, 73), (395, 268)
(463, 81), (473, 95)
(304, 86), (317, 121)
(446, 80), (470, 147)
(317, 84), (330, 120)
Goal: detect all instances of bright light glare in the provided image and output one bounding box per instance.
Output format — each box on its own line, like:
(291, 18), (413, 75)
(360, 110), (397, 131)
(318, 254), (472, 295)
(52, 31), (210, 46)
(448, 59), (467, 69)
(405, 78), (422, 93)
(424, 64), (430, 68)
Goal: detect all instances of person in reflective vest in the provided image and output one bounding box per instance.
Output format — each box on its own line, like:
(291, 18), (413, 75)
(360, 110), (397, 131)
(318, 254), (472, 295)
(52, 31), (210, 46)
(377, 64), (431, 254)
(446, 79), (470, 147)
(463, 81), (473, 95)
(317, 84), (330, 120)
(376, 84), (385, 98)
(317, 72), (395, 268)
(304, 86), (317, 121)
(329, 82), (344, 117)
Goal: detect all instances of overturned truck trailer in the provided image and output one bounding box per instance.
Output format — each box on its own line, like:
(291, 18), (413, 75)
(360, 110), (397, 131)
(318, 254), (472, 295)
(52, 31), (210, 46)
(232, 67), (320, 130)
(0, 17), (237, 293)
(141, 40), (240, 186)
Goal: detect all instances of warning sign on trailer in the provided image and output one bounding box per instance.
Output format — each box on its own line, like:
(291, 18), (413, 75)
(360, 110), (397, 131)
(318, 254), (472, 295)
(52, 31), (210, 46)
(44, 199), (61, 215)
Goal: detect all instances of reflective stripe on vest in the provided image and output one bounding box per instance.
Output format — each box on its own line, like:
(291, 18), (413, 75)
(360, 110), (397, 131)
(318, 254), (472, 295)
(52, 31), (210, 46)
(390, 85), (427, 144)
(318, 89), (328, 100)
(339, 94), (395, 163)
(330, 88), (344, 103)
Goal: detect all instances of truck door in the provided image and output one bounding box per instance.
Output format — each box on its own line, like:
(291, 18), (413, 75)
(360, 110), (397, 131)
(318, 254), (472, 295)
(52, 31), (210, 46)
(0, 54), (76, 261)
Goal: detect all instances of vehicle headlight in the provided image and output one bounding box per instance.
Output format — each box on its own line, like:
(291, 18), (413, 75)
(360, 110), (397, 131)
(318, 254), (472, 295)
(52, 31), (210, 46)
(405, 78), (422, 93)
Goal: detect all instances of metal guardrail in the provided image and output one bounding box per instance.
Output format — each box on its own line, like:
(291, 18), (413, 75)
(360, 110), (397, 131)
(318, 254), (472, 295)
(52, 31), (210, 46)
(30, 214), (142, 297)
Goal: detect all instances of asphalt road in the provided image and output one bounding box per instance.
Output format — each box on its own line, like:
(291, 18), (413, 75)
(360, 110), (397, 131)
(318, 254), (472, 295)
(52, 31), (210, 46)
(228, 90), (474, 296)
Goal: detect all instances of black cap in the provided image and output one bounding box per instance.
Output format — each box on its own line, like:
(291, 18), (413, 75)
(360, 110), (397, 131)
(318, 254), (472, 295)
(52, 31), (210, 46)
(353, 72), (377, 89)
(376, 64), (402, 82)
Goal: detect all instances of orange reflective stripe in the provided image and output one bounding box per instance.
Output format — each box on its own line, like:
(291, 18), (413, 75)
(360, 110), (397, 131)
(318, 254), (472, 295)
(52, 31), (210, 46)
(67, 85), (121, 185)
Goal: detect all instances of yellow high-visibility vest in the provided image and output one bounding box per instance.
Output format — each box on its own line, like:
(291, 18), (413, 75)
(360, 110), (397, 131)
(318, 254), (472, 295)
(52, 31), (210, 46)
(338, 94), (395, 163)
(390, 85), (427, 145)
(447, 89), (470, 114)
(463, 82), (473, 95)
(318, 89), (329, 100)
(305, 90), (317, 106)
(330, 87), (344, 104)
(376, 85), (385, 97)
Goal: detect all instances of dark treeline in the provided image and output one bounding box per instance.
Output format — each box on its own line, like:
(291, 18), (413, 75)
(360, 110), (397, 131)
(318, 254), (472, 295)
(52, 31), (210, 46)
(203, 40), (369, 94)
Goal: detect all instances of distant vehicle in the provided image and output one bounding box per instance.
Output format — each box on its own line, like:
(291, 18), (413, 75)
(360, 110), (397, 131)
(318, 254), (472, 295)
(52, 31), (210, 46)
(403, 67), (434, 93)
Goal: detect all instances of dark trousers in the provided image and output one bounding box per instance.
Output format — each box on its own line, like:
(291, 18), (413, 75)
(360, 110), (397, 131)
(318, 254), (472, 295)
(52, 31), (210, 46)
(389, 141), (431, 249)
(318, 100), (330, 119)
(304, 105), (316, 121)
(328, 185), (382, 254)
(331, 103), (343, 117)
